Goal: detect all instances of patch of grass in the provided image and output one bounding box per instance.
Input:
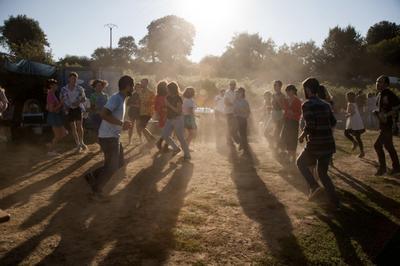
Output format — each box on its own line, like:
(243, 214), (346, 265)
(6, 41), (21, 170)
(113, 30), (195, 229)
(173, 227), (203, 253)
(217, 197), (240, 207)
(180, 211), (207, 226)
(192, 260), (207, 266)
(185, 200), (215, 213)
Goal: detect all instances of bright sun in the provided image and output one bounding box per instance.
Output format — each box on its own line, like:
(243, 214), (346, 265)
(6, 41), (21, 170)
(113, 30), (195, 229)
(176, 0), (239, 31)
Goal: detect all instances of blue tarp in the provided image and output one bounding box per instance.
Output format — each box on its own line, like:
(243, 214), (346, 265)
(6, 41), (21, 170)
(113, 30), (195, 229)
(4, 59), (56, 77)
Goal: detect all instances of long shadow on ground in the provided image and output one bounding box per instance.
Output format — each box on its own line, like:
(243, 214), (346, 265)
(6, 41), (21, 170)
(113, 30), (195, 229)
(228, 146), (308, 264)
(0, 152), (193, 265)
(315, 189), (400, 265)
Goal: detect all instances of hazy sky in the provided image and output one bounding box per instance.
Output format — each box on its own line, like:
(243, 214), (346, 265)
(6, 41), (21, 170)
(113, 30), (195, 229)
(0, 0), (399, 62)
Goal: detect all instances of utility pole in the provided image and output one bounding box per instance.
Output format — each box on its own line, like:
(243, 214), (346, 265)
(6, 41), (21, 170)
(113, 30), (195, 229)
(104, 23), (117, 50)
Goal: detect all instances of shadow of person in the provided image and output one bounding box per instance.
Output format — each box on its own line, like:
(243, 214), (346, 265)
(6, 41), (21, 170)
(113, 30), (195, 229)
(0, 151), (100, 210)
(360, 157), (380, 168)
(329, 167), (400, 219)
(0, 153), (188, 265)
(315, 189), (399, 264)
(99, 161), (194, 265)
(277, 168), (309, 195)
(0, 174), (101, 265)
(228, 146), (308, 264)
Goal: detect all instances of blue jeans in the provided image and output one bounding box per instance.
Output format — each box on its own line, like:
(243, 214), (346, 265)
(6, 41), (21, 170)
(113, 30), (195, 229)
(296, 150), (339, 205)
(161, 115), (190, 157)
(93, 137), (124, 193)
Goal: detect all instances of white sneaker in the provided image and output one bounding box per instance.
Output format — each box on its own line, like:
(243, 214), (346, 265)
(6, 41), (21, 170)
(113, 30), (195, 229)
(80, 143), (88, 150)
(75, 145), (83, 153)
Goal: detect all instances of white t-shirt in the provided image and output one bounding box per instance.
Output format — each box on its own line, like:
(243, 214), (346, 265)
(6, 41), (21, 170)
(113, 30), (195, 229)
(214, 95), (225, 113)
(182, 98), (196, 115)
(224, 89), (236, 114)
(98, 92), (126, 138)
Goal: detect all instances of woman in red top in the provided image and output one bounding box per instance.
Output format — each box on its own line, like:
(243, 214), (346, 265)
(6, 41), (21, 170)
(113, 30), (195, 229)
(280, 85), (302, 164)
(154, 80), (168, 150)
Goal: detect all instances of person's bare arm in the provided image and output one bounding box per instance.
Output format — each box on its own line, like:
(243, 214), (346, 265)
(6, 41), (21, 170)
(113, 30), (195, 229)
(100, 107), (131, 130)
(165, 98), (180, 113)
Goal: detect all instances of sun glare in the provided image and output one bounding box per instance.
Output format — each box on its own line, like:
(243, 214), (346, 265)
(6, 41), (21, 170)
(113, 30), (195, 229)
(176, 0), (240, 31)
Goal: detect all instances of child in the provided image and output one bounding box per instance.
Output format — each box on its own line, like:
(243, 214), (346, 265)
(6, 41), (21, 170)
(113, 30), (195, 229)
(182, 87), (197, 150)
(154, 81), (168, 151)
(344, 92), (365, 158)
(233, 87), (250, 153)
(46, 79), (67, 156)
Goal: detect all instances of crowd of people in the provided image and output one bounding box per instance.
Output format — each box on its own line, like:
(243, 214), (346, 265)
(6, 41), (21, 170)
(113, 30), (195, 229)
(2, 71), (399, 209)
(216, 76), (399, 210)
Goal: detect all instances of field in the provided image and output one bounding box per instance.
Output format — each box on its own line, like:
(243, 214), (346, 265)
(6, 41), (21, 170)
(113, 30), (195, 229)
(1, 129), (400, 265)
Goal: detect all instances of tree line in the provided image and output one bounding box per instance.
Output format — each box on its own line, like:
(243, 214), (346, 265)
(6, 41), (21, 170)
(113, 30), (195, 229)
(1, 14), (399, 85)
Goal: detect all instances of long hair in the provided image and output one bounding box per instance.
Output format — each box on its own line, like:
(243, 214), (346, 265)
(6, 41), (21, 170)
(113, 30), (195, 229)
(167, 81), (180, 96)
(183, 87), (195, 98)
(156, 80), (168, 96)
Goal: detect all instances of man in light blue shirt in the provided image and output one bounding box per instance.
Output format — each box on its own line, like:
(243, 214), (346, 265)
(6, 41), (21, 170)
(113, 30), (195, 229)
(85, 75), (134, 201)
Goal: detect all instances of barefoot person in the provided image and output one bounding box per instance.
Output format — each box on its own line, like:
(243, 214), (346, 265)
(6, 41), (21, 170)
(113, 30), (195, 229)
(233, 87), (251, 153)
(159, 82), (191, 160)
(280, 85), (302, 165)
(46, 79), (67, 156)
(85, 75), (134, 200)
(60, 72), (87, 153)
(344, 92), (365, 158)
(182, 87), (197, 150)
(373, 75), (400, 176)
(224, 80), (240, 147)
(297, 77), (340, 209)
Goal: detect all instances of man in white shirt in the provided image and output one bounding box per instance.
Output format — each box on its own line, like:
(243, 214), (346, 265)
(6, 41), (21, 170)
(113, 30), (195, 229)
(85, 75), (134, 201)
(60, 72), (87, 153)
(224, 80), (240, 146)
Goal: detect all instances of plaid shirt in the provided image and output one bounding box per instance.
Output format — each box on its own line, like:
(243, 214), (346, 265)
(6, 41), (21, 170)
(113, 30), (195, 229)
(302, 96), (336, 155)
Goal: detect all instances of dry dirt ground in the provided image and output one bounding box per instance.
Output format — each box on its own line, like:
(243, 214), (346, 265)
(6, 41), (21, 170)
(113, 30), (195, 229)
(1, 130), (400, 265)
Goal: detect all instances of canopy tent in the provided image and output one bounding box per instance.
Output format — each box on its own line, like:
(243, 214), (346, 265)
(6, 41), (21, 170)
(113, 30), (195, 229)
(3, 59), (56, 77)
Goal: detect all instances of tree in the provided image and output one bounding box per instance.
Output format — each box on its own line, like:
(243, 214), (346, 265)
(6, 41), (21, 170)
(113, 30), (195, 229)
(139, 15), (195, 63)
(0, 14), (52, 63)
(57, 55), (91, 67)
(320, 25), (365, 81)
(366, 21), (400, 45)
(117, 36), (138, 58)
(368, 35), (400, 67)
(198, 55), (220, 77)
(219, 33), (275, 78)
(91, 47), (113, 67)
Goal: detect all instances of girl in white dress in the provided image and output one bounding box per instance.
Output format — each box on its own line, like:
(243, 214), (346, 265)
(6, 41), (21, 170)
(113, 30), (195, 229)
(344, 92), (366, 158)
